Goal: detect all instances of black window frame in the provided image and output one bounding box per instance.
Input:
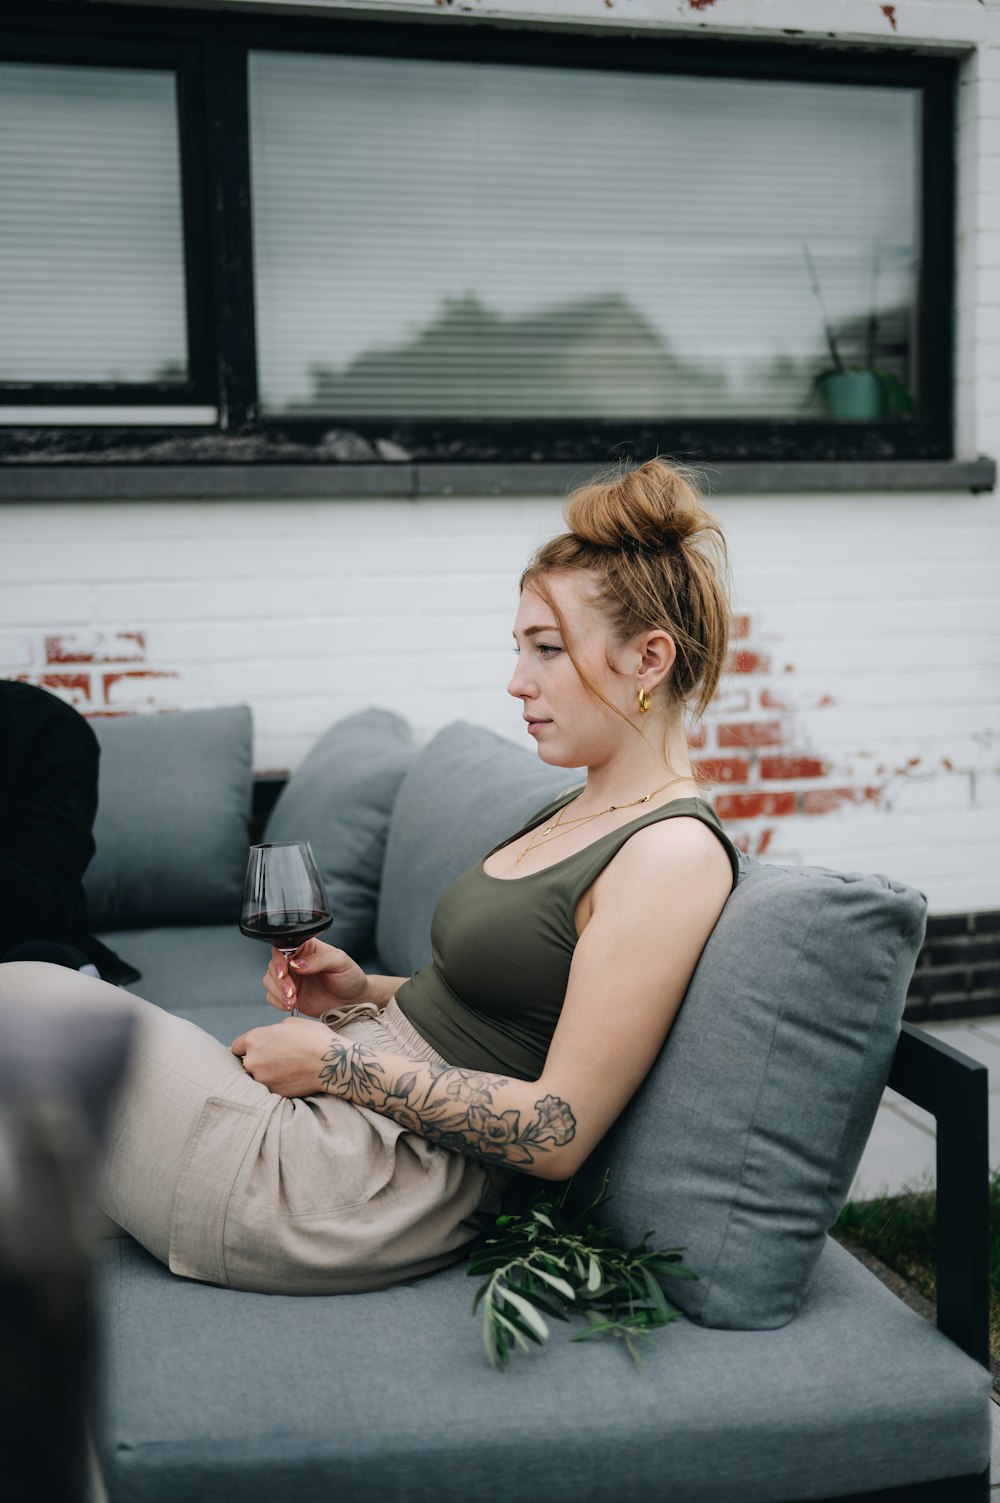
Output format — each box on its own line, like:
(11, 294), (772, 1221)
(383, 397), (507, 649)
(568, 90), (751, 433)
(0, 1), (957, 472)
(0, 24), (218, 414)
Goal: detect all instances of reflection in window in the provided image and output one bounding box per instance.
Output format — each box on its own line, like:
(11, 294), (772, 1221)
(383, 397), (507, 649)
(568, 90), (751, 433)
(249, 51), (920, 422)
(0, 62), (188, 385)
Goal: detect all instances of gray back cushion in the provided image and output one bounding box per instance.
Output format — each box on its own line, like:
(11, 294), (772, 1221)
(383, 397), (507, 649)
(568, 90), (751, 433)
(85, 707), (253, 930)
(377, 721), (576, 976)
(265, 709), (415, 959)
(579, 857), (927, 1330)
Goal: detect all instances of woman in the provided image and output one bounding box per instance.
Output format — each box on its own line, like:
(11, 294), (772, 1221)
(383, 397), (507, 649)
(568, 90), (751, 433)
(0, 458), (739, 1296)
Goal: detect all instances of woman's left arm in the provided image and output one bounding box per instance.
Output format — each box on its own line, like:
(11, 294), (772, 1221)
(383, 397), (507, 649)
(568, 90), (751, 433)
(233, 820), (732, 1180)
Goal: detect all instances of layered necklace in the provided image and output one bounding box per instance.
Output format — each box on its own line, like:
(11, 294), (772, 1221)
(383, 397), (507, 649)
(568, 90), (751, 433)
(514, 774), (694, 866)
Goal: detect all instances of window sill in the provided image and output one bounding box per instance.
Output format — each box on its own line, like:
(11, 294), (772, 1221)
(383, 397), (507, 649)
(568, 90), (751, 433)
(0, 457), (994, 502)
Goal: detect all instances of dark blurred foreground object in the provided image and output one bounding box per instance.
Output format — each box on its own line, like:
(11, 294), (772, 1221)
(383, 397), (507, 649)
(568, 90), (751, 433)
(0, 681), (138, 984)
(0, 1005), (134, 1503)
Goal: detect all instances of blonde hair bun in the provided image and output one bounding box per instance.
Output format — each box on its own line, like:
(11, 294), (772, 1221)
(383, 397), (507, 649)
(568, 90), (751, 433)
(566, 457), (704, 552)
(521, 456), (730, 721)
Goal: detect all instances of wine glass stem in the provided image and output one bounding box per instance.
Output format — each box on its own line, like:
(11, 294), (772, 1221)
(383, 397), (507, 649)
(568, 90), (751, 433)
(280, 948), (299, 1016)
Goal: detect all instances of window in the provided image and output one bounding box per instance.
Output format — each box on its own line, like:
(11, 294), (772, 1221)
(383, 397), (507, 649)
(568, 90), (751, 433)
(0, 6), (956, 473)
(0, 30), (214, 426)
(249, 53), (921, 425)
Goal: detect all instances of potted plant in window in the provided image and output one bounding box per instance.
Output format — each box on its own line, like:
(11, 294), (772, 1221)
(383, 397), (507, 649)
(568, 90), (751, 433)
(804, 246), (914, 418)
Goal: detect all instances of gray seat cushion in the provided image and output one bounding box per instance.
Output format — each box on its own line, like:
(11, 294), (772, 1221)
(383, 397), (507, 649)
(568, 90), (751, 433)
(265, 708), (415, 960)
(107, 925), (384, 1017)
(95, 1237), (989, 1503)
(105, 924), (267, 1012)
(86, 707), (253, 930)
(581, 857), (927, 1331)
(377, 721), (575, 976)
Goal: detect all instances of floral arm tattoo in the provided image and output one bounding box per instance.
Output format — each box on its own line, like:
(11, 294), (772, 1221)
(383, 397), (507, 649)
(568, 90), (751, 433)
(318, 1039), (576, 1171)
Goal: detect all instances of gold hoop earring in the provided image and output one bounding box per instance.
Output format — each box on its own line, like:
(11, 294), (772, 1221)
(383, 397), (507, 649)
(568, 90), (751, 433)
(637, 688), (651, 714)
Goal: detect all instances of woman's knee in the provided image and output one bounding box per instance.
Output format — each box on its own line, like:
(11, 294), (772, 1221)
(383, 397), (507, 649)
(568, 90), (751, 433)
(0, 960), (137, 1017)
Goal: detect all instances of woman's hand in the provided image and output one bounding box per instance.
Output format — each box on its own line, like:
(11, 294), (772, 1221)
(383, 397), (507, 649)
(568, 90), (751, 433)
(231, 1016), (333, 1097)
(263, 939), (369, 1018)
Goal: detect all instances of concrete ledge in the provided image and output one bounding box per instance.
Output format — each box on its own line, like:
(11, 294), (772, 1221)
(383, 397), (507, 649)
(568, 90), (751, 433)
(0, 456), (994, 501)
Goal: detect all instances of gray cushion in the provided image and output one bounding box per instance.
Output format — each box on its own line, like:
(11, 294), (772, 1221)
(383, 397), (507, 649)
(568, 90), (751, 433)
(105, 924), (267, 1012)
(580, 856), (927, 1331)
(376, 721), (575, 976)
(86, 707), (252, 930)
(95, 1236), (989, 1503)
(105, 924), (381, 1016)
(265, 709), (415, 960)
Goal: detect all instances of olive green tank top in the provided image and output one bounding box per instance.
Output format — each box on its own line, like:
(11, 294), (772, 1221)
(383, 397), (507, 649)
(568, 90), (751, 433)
(394, 792), (740, 1082)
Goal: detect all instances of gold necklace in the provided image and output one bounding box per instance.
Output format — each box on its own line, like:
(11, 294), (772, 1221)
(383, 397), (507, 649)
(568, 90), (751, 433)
(514, 774), (694, 865)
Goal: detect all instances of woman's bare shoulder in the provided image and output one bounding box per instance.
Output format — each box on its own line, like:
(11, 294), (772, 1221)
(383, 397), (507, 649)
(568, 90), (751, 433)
(598, 809), (734, 897)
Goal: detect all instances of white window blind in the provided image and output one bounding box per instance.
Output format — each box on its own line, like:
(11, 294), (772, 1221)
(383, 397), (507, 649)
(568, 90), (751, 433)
(0, 62), (188, 385)
(248, 50), (920, 421)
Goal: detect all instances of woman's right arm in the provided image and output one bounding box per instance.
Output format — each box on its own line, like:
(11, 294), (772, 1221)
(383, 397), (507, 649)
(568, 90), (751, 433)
(262, 939), (408, 1017)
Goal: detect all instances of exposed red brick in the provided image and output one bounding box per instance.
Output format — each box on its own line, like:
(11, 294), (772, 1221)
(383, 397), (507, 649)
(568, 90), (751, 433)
(729, 615), (750, 640)
(102, 669), (178, 705)
(760, 755), (829, 780)
(718, 720), (784, 749)
(46, 630), (146, 666)
(688, 0), (717, 9)
(755, 828), (775, 856)
(694, 756), (751, 784)
(715, 688), (751, 717)
(802, 787), (881, 815)
(881, 4), (897, 32)
(818, 694), (835, 707)
(686, 726), (707, 751)
(941, 757), (954, 772)
(716, 791), (797, 820)
(726, 650), (772, 675)
(39, 672), (91, 704)
(83, 710), (132, 719)
(759, 688), (792, 711)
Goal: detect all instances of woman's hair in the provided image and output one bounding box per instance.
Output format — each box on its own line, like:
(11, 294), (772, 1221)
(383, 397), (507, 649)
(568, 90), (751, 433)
(520, 457), (730, 722)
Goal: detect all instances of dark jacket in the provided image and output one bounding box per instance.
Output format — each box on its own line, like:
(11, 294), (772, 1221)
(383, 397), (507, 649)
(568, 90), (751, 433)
(0, 681), (135, 982)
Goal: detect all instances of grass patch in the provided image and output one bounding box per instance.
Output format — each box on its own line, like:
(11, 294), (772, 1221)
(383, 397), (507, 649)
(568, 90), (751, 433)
(833, 1172), (1000, 1359)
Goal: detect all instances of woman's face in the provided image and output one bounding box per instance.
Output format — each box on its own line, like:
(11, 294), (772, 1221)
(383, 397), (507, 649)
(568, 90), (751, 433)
(508, 571), (634, 769)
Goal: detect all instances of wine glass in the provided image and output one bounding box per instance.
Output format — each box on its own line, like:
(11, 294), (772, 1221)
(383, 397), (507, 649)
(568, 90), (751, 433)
(239, 841), (332, 1017)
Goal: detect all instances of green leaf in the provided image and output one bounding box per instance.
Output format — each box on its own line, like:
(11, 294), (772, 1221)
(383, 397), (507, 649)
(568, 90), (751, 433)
(466, 1167), (693, 1370)
(511, 1287), (571, 1323)
(504, 1309), (546, 1348)
(570, 1319), (627, 1341)
(500, 1288), (550, 1343)
(641, 1267), (672, 1322)
(482, 1304), (504, 1369)
(494, 1310), (533, 1355)
(467, 1252), (517, 1274)
(875, 368), (916, 416)
(531, 1266), (576, 1302)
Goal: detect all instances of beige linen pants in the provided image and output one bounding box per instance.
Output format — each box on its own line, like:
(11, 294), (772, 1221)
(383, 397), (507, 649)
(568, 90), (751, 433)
(0, 962), (496, 1294)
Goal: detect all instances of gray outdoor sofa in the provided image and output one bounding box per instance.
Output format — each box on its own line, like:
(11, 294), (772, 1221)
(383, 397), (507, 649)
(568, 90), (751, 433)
(70, 705), (993, 1502)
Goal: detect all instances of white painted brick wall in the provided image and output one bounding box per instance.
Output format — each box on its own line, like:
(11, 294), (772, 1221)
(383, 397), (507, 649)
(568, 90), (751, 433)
(3, 0), (1000, 914)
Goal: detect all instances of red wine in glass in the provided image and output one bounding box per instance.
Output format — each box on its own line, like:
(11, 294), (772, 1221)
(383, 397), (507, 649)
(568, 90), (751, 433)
(240, 841), (332, 1017)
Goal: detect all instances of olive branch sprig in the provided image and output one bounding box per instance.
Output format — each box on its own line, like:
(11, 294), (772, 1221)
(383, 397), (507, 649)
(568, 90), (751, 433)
(467, 1173), (696, 1370)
